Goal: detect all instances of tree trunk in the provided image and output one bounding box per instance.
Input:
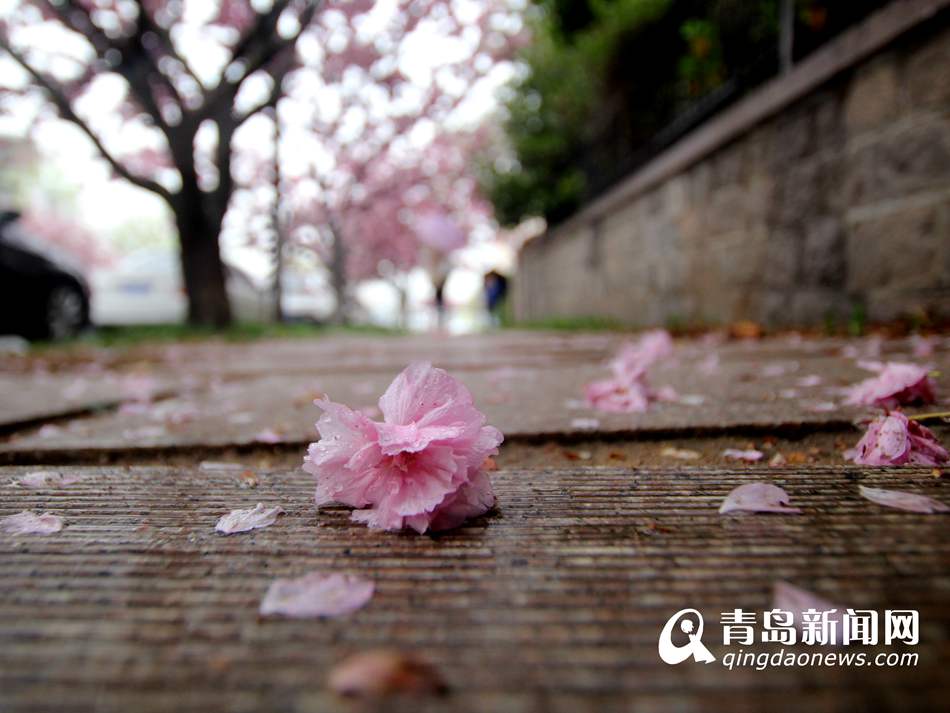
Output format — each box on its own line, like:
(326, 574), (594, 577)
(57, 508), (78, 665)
(176, 208), (232, 327)
(329, 221), (348, 325)
(271, 108), (285, 323)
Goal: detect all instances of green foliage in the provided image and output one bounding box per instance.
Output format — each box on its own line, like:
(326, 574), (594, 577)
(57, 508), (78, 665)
(484, 0), (672, 227)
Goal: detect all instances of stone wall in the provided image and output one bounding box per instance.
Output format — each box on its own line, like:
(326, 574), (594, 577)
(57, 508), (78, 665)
(514, 1), (950, 328)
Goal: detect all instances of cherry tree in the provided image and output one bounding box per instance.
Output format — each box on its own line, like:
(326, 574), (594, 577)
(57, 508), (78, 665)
(261, 0), (524, 323)
(0, 0), (321, 325)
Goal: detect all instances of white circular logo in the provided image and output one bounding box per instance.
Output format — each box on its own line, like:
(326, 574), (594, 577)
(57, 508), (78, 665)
(658, 608), (717, 664)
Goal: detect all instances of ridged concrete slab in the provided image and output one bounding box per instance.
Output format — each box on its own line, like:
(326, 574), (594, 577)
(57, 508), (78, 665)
(1, 464), (947, 712)
(2, 347), (944, 457)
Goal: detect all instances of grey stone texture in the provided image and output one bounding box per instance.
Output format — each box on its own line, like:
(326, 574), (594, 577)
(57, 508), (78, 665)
(515, 17), (950, 328)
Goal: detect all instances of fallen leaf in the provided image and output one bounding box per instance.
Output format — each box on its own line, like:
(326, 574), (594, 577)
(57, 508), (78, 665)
(730, 320), (763, 339)
(608, 451), (627, 461)
(259, 572), (374, 618)
(722, 448), (764, 462)
(14, 471), (84, 488)
(787, 451), (809, 465)
(719, 483), (801, 514)
(238, 470), (259, 488)
(329, 650), (446, 697)
(216, 503), (284, 535)
(482, 456), (498, 471)
(769, 453), (787, 467)
(660, 446), (701, 460)
(858, 485), (948, 514)
(1, 510), (64, 535)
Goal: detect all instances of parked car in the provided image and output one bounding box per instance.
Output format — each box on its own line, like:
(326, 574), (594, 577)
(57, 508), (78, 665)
(91, 248), (274, 325)
(0, 210), (90, 340)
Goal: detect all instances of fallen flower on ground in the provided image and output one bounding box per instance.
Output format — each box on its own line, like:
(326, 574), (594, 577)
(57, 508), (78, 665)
(584, 330), (675, 413)
(845, 362), (936, 408)
(215, 503), (285, 535)
(14, 471), (84, 488)
(858, 485), (948, 514)
(719, 483), (801, 514)
(304, 362), (502, 533)
(328, 650), (446, 697)
(846, 412), (949, 466)
(722, 448), (764, 462)
(260, 571), (374, 619)
(1, 510), (64, 535)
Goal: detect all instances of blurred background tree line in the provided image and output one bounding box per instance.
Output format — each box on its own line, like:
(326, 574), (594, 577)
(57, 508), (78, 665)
(484, 0), (890, 228)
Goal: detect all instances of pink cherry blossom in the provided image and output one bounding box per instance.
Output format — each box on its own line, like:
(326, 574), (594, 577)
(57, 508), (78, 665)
(845, 362), (937, 408)
(846, 412), (949, 466)
(304, 362), (502, 533)
(1, 511), (64, 535)
(584, 376), (651, 413)
(215, 503), (285, 535)
(719, 483), (801, 514)
(584, 330), (675, 413)
(260, 572), (374, 619)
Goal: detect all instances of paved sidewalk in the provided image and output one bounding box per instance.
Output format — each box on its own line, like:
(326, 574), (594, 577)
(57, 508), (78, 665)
(0, 331), (948, 712)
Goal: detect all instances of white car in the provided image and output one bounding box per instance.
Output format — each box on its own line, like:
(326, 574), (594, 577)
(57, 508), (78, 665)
(91, 249), (273, 325)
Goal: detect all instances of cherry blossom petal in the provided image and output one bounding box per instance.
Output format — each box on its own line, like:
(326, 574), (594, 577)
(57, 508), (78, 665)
(255, 428), (283, 443)
(858, 485), (949, 514)
(259, 572), (374, 618)
(660, 447), (701, 460)
(1, 511), (64, 535)
(719, 483), (801, 514)
(215, 503), (285, 535)
(328, 650), (446, 697)
(722, 449), (764, 462)
(14, 471), (84, 488)
(772, 581), (845, 644)
(570, 417), (600, 430)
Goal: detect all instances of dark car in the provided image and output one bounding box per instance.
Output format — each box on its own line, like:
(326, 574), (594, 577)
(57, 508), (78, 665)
(0, 210), (90, 340)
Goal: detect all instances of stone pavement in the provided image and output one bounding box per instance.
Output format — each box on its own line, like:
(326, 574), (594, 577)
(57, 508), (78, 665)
(0, 331), (948, 712)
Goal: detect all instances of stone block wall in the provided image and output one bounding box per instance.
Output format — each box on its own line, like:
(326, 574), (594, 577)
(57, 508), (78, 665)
(514, 3), (950, 328)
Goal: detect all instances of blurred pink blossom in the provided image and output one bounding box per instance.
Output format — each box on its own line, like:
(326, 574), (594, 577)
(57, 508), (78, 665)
(845, 362), (936, 409)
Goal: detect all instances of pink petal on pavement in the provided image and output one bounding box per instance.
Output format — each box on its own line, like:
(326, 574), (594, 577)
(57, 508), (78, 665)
(1, 510), (64, 535)
(260, 572), (374, 619)
(773, 581), (845, 644)
(15, 471), (84, 488)
(255, 428), (283, 443)
(722, 448), (764, 462)
(719, 483), (801, 514)
(215, 503), (285, 535)
(858, 485), (949, 514)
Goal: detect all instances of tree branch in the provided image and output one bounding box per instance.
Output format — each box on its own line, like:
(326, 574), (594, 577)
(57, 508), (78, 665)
(0, 36), (174, 204)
